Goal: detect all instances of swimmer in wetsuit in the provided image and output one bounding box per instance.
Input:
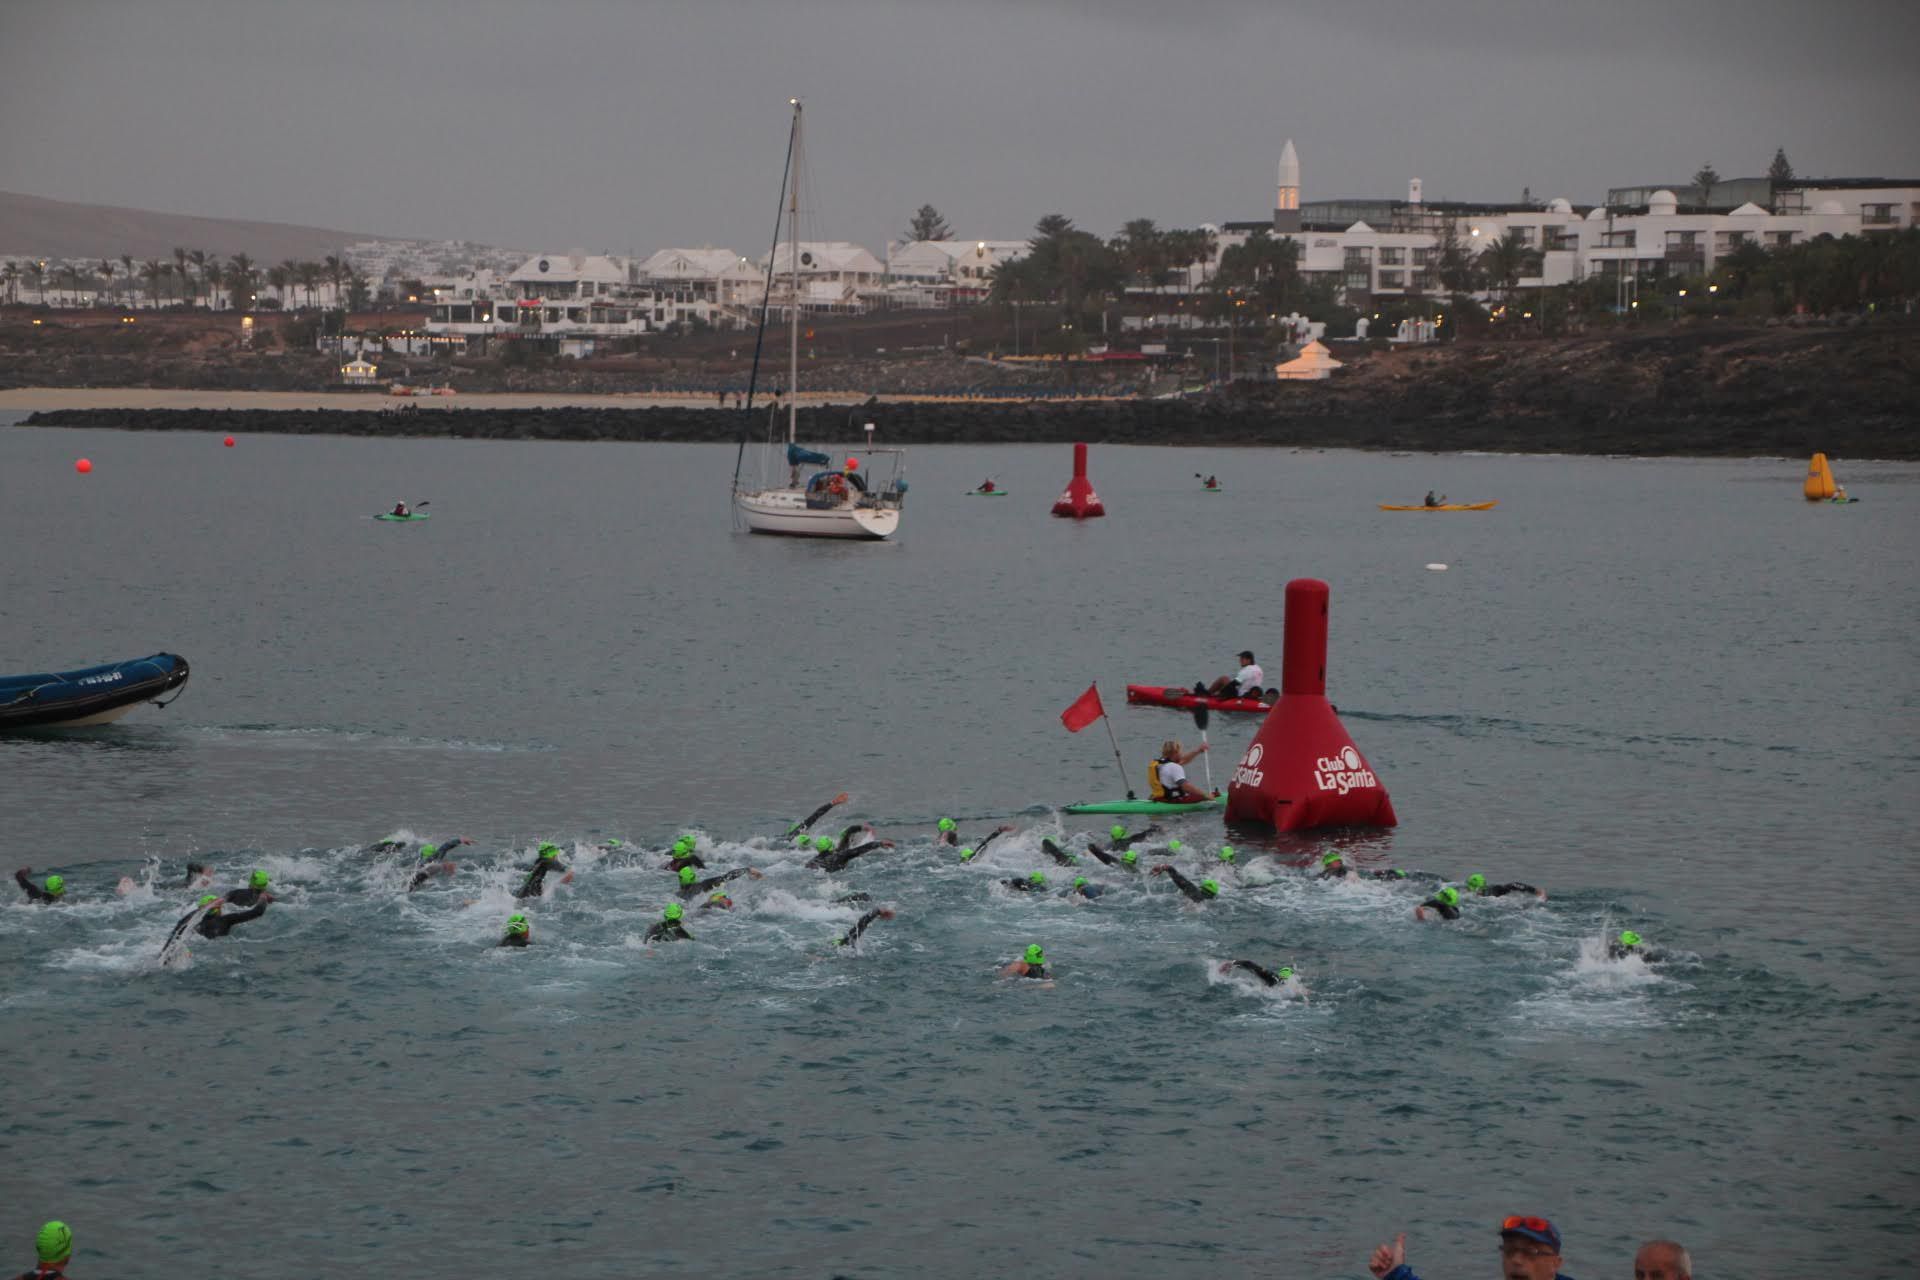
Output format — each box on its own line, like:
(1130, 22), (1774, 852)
(663, 836), (707, 871)
(499, 913), (531, 947)
(514, 843), (572, 900)
(676, 864), (763, 899)
(785, 793), (850, 837)
(1149, 864), (1220, 903)
(1000, 943), (1049, 979)
(1040, 838), (1080, 868)
(1219, 959), (1288, 986)
(1085, 842), (1151, 872)
(835, 907), (896, 950)
(1465, 872), (1546, 901)
(1414, 886), (1462, 921)
(408, 838), (473, 891)
(939, 819), (1017, 851)
(223, 870), (272, 909)
(643, 902), (694, 943)
(14, 868), (67, 904)
(1606, 929), (1669, 962)
(1001, 870), (1049, 893)
(1319, 852), (1431, 882)
(25, 1219), (73, 1279)
(1062, 876), (1106, 901)
(1102, 823), (1160, 851)
(169, 893), (271, 942)
(807, 834), (893, 872)
(955, 827), (1016, 863)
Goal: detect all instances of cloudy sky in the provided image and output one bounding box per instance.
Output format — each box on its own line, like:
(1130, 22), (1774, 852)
(2, 0), (1915, 255)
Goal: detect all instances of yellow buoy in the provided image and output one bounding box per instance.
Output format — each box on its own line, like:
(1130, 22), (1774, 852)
(1804, 453), (1836, 501)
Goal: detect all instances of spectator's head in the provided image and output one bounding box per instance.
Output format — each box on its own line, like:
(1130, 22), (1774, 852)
(1237, 650), (1255, 664)
(1634, 1240), (1691, 1280)
(1498, 1216), (1562, 1280)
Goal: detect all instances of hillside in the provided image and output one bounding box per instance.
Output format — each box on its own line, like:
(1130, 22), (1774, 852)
(0, 190), (384, 263)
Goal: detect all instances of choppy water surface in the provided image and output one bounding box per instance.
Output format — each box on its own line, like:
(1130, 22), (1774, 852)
(3, 418), (1917, 1278)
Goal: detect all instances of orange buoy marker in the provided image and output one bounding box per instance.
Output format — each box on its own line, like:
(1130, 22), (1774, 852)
(1225, 578), (1397, 832)
(845, 456), (859, 471)
(75, 458), (93, 474)
(1050, 441), (1105, 519)
(224, 436), (235, 447)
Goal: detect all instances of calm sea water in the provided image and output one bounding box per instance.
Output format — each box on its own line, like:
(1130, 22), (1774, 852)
(3, 414), (1916, 1278)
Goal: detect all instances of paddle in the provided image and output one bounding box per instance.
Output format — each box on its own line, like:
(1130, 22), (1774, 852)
(1191, 703), (1215, 795)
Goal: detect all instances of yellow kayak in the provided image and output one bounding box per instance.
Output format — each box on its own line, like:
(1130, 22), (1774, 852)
(1379, 501), (1498, 511)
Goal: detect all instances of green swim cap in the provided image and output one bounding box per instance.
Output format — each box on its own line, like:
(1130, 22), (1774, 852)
(1218, 846), (1235, 862)
(36, 1221), (71, 1264)
(197, 893), (220, 908)
(709, 891), (730, 904)
(45, 874), (65, 896)
(679, 833), (696, 848)
(249, 870), (270, 890)
(678, 865), (697, 885)
(419, 844), (439, 860)
(1437, 887), (1460, 906)
(1029, 870), (1046, 886)
(1122, 850), (1138, 865)
(1466, 873), (1486, 892)
(815, 835), (834, 852)
(1618, 929), (1642, 948)
(938, 817), (955, 832)
(1167, 839), (1182, 852)
(1277, 966), (1294, 981)
(1322, 851), (1342, 867)
(1025, 943), (1045, 965)
(795, 834), (812, 848)
(664, 903), (684, 921)
(672, 838), (690, 854)
(1201, 879), (1220, 897)
(1388, 869), (1407, 879)
(1074, 877), (1088, 889)
(506, 914), (529, 937)
(539, 843), (560, 860)
(959, 847), (976, 861)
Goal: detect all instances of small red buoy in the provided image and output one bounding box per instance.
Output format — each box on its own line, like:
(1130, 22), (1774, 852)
(223, 436), (235, 447)
(845, 457), (859, 471)
(75, 458), (93, 474)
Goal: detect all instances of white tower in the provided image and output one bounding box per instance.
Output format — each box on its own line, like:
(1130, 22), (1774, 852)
(1275, 139), (1301, 232)
(1408, 178), (1423, 205)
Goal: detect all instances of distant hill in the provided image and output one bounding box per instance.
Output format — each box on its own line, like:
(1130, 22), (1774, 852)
(0, 190), (394, 263)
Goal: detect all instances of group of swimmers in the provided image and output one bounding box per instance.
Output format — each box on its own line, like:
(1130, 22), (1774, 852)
(12, 790), (1665, 973)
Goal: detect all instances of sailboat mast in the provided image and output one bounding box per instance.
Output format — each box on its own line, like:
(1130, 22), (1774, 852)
(787, 99), (802, 448)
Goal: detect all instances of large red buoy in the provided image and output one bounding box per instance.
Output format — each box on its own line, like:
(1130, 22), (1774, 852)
(1050, 442), (1105, 518)
(1225, 578), (1396, 831)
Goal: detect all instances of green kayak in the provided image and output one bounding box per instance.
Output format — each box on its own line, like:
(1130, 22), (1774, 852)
(373, 512), (432, 522)
(1063, 796), (1225, 816)
(966, 490), (1010, 497)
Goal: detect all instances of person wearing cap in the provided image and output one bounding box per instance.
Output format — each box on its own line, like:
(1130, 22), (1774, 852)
(948, 825), (1014, 862)
(642, 902), (694, 944)
(1001, 870), (1049, 893)
(806, 833), (893, 873)
(1607, 929), (1669, 963)
(407, 837), (474, 891)
(1061, 876), (1107, 901)
(499, 914), (532, 947)
(1369, 1216), (1572, 1280)
(1633, 1239), (1691, 1280)
(1099, 823), (1159, 852)
(1218, 960), (1306, 999)
(1149, 863), (1220, 903)
(14, 867), (67, 905)
(23, 1219), (72, 1279)
(1203, 649), (1266, 699)
(1319, 852), (1431, 882)
(1150, 738), (1212, 802)
(1039, 838), (1080, 868)
(1414, 886), (1463, 921)
(699, 889), (737, 912)
(835, 907), (896, 950)
(186, 891), (271, 939)
(223, 869), (273, 909)
(663, 836), (707, 871)
(513, 843), (573, 900)
(1087, 838), (1158, 872)
(676, 863), (764, 898)
(1465, 872), (1546, 901)
(784, 792), (850, 837)
(999, 943), (1049, 979)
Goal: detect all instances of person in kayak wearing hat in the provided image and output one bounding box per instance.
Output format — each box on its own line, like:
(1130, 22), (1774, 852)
(223, 869), (273, 909)
(23, 1219), (74, 1279)
(1000, 943), (1050, 979)
(835, 906), (896, 951)
(1464, 872), (1546, 901)
(1370, 1214), (1570, 1280)
(1149, 739), (1212, 802)
(643, 902), (694, 944)
(513, 843), (573, 900)
(676, 863), (764, 898)
(1414, 886), (1463, 921)
(1149, 863), (1220, 904)
(408, 838), (474, 892)
(499, 914), (532, 947)
(14, 867), (67, 904)
(391, 500), (411, 517)
(806, 832), (892, 872)
(1202, 650), (1265, 700)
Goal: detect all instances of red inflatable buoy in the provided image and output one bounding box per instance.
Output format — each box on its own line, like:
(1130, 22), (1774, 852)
(74, 458), (93, 474)
(1050, 441), (1105, 519)
(223, 436), (235, 447)
(1225, 578), (1396, 832)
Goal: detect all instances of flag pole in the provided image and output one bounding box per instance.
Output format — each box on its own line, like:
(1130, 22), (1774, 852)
(1100, 710), (1136, 800)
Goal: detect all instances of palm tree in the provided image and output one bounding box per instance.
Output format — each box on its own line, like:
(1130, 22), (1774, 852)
(173, 248), (190, 306)
(266, 264), (291, 307)
(323, 254), (346, 308)
(277, 259), (300, 308)
(296, 261), (323, 310)
(1477, 229), (1542, 304)
(1, 261), (18, 306)
(139, 260), (166, 308)
(226, 253), (256, 311)
(99, 259), (116, 305)
(25, 261), (46, 305)
(204, 261), (224, 311)
(187, 249), (207, 308)
(120, 254), (135, 305)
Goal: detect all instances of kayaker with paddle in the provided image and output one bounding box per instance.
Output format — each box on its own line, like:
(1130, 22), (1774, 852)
(391, 500), (411, 517)
(513, 843), (573, 900)
(1149, 738), (1212, 802)
(1202, 651), (1265, 700)
(1423, 490), (1447, 508)
(976, 478), (996, 493)
(14, 867), (67, 904)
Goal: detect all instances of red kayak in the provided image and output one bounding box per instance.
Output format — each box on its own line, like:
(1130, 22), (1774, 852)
(1126, 684), (1273, 715)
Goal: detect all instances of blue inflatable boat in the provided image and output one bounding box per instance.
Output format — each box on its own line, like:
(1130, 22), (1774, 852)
(0, 653), (191, 730)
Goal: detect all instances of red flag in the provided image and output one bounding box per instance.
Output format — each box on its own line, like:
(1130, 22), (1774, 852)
(1059, 683), (1105, 733)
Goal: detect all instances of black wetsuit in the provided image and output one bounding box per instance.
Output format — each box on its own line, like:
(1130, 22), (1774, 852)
(14, 870), (62, 904)
(1105, 825), (1159, 851)
(786, 798), (841, 836)
(1040, 838), (1079, 867)
(1322, 865), (1429, 882)
(222, 886), (267, 909)
(1608, 941), (1670, 962)
(1001, 878), (1046, 893)
(677, 867), (753, 899)
(1475, 882), (1540, 898)
(1085, 844), (1143, 872)
(499, 932), (530, 948)
(807, 843), (888, 873)
(643, 920), (694, 943)
(1064, 881), (1107, 900)
(408, 841), (469, 892)
(195, 901), (269, 938)
(834, 892), (872, 905)
(969, 830), (1007, 857)
(1418, 896), (1461, 921)
(1227, 960), (1282, 986)
(664, 852), (708, 871)
(514, 858), (568, 900)
(1161, 867), (1213, 903)
(1019, 964), (1048, 980)
(367, 838), (408, 854)
(836, 909), (890, 949)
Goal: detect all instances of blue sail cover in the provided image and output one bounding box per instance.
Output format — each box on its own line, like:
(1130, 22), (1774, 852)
(787, 444), (831, 467)
(0, 652), (191, 729)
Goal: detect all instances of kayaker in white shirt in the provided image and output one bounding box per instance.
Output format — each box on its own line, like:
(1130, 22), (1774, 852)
(1152, 738), (1211, 801)
(1204, 650), (1265, 699)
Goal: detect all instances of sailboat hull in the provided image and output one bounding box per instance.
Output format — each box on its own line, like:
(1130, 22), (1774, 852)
(736, 489), (899, 539)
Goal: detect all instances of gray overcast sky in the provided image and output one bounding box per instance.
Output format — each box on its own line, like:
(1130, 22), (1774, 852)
(2, 0), (1916, 255)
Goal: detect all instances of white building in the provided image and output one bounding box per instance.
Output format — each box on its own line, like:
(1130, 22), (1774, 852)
(757, 241), (885, 313)
(635, 248), (764, 328)
(883, 239), (1029, 307)
(423, 252), (650, 354)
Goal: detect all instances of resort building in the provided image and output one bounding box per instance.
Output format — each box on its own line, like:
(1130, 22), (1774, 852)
(883, 239), (1030, 308)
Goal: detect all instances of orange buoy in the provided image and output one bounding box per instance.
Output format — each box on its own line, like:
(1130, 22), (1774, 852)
(75, 458), (93, 474)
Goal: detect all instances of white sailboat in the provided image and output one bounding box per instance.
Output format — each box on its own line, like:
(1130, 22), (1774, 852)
(733, 99), (905, 540)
